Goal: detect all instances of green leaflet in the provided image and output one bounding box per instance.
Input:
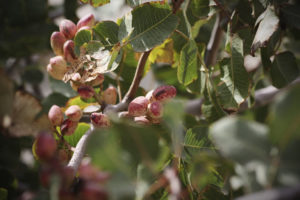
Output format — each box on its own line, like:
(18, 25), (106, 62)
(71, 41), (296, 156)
(178, 40), (198, 86)
(218, 35), (250, 109)
(118, 3), (178, 52)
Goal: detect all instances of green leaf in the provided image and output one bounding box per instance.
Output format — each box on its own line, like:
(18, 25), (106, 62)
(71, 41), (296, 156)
(41, 93), (69, 113)
(64, 123), (90, 147)
(74, 29), (92, 47)
(251, 6), (279, 54)
(270, 51), (300, 88)
(126, 0), (159, 7)
(66, 96), (98, 110)
(218, 35), (250, 109)
(269, 85), (300, 148)
(178, 40), (198, 86)
(190, 0), (209, 18)
(210, 117), (271, 165)
(93, 21), (119, 49)
(48, 77), (77, 98)
(118, 2), (178, 52)
(183, 126), (213, 158)
(79, 0), (110, 7)
(281, 4), (300, 30)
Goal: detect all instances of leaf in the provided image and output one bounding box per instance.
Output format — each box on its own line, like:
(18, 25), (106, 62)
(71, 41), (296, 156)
(7, 91), (51, 137)
(48, 77), (77, 98)
(148, 38), (174, 65)
(41, 93), (69, 113)
(210, 117), (271, 165)
(118, 2), (178, 52)
(281, 4), (300, 30)
(79, 0), (110, 7)
(0, 188), (8, 200)
(202, 76), (227, 122)
(269, 85), (300, 148)
(270, 51), (299, 88)
(190, 0), (209, 18)
(251, 6), (279, 54)
(218, 35), (250, 109)
(178, 40), (198, 86)
(66, 96), (98, 110)
(183, 126), (213, 158)
(64, 123), (90, 147)
(86, 42), (123, 73)
(74, 29), (92, 47)
(126, 0), (164, 7)
(93, 21), (119, 49)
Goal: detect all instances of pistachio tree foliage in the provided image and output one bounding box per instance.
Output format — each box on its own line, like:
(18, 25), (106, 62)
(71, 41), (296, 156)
(1, 0), (300, 199)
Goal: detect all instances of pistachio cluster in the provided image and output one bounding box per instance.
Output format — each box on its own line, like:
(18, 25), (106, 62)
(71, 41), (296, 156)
(127, 85), (177, 124)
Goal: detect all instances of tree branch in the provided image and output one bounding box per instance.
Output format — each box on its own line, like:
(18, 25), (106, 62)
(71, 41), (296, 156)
(67, 125), (94, 174)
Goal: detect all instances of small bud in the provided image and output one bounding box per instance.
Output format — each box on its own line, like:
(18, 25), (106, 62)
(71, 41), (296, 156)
(78, 85), (95, 99)
(147, 101), (163, 119)
(153, 85), (176, 102)
(145, 89), (154, 102)
(36, 132), (57, 161)
(63, 40), (77, 63)
(50, 31), (66, 56)
(128, 96), (149, 117)
(65, 105), (82, 121)
(48, 105), (64, 126)
(134, 116), (150, 125)
(90, 112), (110, 128)
(47, 56), (68, 80)
(90, 74), (104, 86)
(103, 86), (117, 105)
(77, 14), (95, 30)
(59, 19), (77, 39)
(61, 119), (78, 136)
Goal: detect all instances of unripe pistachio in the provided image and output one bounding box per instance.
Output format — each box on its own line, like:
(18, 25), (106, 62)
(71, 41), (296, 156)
(47, 56), (68, 80)
(50, 31), (66, 56)
(78, 85), (95, 99)
(153, 85), (176, 102)
(103, 86), (117, 105)
(134, 116), (150, 125)
(36, 132), (57, 161)
(61, 119), (78, 135)
(48, 105), (64, 126)
(40, 167), (52, 187)
(145, 89), (154, 102)
(63, 40), (77, 63)
(90, 112), (110, 128)
(65, 105), (82, 121)
(90, 74), (104, 86)
(59, 19), (77, 39)
(60, 167), (74, 187)
(79, 162), (110, 182)
(128, 96), (149, 117)
(77, 14), (95, 29)
(147, 101), (163, 119)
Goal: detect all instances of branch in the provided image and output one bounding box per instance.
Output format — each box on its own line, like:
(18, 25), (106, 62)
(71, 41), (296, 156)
(104, 51), (151, 113)
(204, 12), (224, 67)
(67, 125), (94, 174)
